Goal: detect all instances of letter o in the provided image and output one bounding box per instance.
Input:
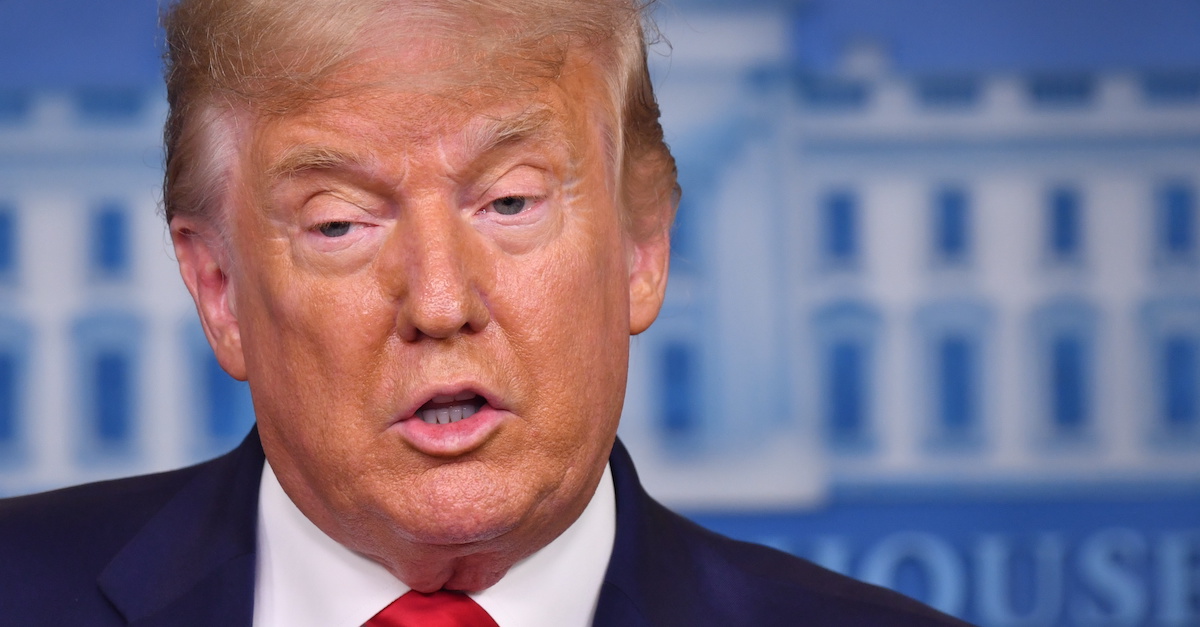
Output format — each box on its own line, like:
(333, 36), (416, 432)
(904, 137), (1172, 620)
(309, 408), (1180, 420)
(860, 532), (967, 616)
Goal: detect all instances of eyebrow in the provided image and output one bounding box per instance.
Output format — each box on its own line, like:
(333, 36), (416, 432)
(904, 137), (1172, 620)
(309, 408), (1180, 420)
(265, 145), (371, 181)
(264, 105), (564, 183)
(465, 105), (560, 157)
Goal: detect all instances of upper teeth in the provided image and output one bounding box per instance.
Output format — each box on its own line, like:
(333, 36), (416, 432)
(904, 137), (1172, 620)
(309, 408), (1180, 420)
(420, 402), (479, 425)
(430, 391), (479, 404)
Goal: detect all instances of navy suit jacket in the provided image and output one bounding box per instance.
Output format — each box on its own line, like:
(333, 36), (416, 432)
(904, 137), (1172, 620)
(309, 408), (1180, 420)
(0, 429), (971, 626)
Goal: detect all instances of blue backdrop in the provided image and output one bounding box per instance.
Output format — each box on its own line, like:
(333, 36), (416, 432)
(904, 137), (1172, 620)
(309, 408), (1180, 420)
(1, 1), (1198, 624)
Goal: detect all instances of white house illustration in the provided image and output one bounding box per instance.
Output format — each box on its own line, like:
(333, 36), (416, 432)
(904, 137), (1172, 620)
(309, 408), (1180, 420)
(2, 1), (1199, 516)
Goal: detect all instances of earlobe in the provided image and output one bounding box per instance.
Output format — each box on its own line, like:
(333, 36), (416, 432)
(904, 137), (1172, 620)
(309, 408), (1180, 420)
(623, 149), (680, 336)
(172, 219), (248, 380)
(628, 228), (671, 336)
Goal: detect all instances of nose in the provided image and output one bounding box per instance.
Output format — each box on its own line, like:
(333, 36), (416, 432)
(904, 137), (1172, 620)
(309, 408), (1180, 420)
(383, 203), (491, 342)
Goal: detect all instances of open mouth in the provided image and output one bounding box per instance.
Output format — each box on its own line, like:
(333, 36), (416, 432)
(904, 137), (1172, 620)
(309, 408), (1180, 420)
(416, 391), (488, 425)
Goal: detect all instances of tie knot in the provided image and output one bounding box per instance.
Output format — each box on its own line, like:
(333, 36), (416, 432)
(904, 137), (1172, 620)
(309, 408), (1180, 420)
(365, 590), (499, 627)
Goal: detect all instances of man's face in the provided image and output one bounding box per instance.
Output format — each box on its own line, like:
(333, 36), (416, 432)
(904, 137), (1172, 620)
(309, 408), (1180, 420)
(173, 22), (669, 591)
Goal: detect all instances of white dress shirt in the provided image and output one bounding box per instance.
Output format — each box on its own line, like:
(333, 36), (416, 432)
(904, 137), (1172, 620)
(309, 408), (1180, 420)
(254, 460), (617, 627)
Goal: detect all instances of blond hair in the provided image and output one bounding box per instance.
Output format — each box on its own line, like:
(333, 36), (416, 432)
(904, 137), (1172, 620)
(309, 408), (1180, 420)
(161, 0), (679, 241)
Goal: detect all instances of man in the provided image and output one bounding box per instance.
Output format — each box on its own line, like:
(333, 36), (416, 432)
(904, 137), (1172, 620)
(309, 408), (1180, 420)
(0, 1), (972, 625)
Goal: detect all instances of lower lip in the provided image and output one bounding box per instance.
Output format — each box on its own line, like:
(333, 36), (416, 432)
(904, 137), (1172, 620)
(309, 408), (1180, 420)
(390, 405), (508, 457)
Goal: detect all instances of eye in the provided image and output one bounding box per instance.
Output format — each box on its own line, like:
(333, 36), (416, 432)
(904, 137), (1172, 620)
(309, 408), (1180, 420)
(316, 221), (354, 237)
(490, 196), (529, 216)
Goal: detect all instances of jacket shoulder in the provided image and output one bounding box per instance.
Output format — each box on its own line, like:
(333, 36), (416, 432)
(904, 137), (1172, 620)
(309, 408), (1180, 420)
(655, 503), (972, 626)
(0, 463), (207, 565)
(0, 456), (229, 621)
(603, 439), (975, 626)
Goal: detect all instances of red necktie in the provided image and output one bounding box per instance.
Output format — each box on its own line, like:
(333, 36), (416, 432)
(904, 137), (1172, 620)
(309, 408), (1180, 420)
(364, 590), (500, 627)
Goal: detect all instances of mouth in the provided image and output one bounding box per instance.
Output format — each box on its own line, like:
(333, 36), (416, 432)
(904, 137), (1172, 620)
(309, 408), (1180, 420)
(415, 391), (489, 425)
(394, 386), (507, 456)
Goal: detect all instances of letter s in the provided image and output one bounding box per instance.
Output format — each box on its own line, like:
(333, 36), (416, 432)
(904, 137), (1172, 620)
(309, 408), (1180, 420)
(1073, 528), (1147, 626)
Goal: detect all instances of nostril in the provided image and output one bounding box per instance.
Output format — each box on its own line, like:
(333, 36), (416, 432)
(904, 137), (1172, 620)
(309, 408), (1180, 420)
(401, 299), (474, 341)
(398, 291), (489, 342)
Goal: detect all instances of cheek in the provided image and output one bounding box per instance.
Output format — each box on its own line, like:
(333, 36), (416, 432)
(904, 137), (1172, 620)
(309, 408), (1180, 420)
(506, 223), (628, 340)
(500, 218), (631, 416)
(234, 245), (392, 435)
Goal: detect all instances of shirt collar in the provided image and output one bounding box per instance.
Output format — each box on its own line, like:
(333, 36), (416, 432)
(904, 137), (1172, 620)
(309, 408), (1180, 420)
(254, 459), (616, 627)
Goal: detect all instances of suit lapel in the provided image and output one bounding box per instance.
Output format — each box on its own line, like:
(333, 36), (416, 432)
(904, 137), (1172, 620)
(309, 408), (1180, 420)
(594, 439), (705, 627)
(97, 429), (264, 627)
(91, 433), (693, 626)
(594, 438), (650, 626)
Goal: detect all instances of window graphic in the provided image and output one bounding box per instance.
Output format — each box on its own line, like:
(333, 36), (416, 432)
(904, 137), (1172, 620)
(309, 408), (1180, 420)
(660, 341), (699, 440)
(1142, 70), (1200, 104)
(1028, 74), (1095, 108)
(90, 202), (131, 278)
(821, 189), (860, 268)
(1050, 335), (1089, 433)
(1162, 335), (1197, 431)
(0, 89), (31, 123)
(186, 323), (255, 455)
(829, 341), (865, 441)
(76, 87), (144, 124)
(73, 313), (143, 458)
(0, 316), (30, 457)
(933, 187), (971, 264)
(938, 337), (975, 433)
(1158, 182), (1195, 263)
(93, 350), (132, 445)
(797, 75), (871, 110)
(0, 202), (15, 281)
(916, 76), (980, 109)
(670, 182), (698, 269)
(917, 302), (991, 447)
(1032, 301), (1098, 441)
(1046, 186), (1084, 262)
(0, 352), (16, 447)
(1141, 300), (1200, 441)
(813, 302), (881, 450)
(203, 352), (254, 443)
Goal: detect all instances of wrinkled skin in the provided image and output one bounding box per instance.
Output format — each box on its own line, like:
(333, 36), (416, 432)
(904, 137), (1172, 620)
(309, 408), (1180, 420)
(171, 22), (671, 592)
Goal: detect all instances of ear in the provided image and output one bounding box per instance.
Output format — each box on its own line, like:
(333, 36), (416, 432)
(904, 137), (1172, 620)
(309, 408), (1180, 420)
(628, 225), (670, 335)
(172, 218), (248, 380)
(626, 174), (675, 336)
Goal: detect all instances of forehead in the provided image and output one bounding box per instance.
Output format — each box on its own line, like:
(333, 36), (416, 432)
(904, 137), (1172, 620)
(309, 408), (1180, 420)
(247, 18), (616, 181)
(312, 6), (610, 118)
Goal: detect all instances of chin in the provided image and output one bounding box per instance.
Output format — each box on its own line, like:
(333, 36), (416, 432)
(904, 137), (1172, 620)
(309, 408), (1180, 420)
(401, 562), (512, 594)
(399, 509), (520, 547)
(371, 506), (527, 593)
(441, 567), (511, 593)
(372, 483), (530, 548)
(377, 461), (547, 544)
